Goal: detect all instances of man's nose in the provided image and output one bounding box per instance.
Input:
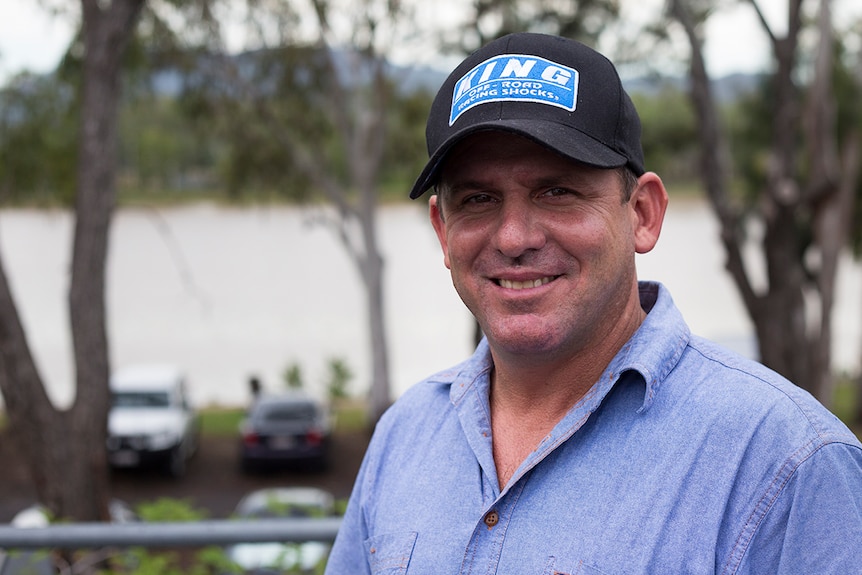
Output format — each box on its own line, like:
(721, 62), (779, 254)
(492, 201), (546, 258)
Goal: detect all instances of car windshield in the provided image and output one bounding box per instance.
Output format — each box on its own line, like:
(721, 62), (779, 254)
(112, 391), (171, 408)
(246, 502), (322, 519)
(259, 403), (316, 423)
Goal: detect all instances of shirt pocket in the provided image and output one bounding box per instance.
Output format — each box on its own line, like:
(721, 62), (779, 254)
(364, 531), (418, 574)
(544, 556), (615, 575)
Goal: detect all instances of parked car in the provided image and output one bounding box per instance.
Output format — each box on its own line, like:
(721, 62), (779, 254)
(238, 393), (331, 472)
(106, 364), (200, 478)
(226, 487), (335, 574)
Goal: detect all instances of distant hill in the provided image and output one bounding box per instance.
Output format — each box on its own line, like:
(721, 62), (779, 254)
(385, 59), (763, 102)
(623, 72), (763, 103)
(146, 48), (762, 104)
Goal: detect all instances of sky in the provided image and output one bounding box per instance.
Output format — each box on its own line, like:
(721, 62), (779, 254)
(0, 0), (860, 85)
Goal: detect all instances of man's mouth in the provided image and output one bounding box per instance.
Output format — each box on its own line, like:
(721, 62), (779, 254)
(497, 276), (556, 290)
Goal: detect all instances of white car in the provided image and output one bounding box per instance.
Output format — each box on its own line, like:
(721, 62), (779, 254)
(226, 487), (335, 574)
(106, 364), (200, 478)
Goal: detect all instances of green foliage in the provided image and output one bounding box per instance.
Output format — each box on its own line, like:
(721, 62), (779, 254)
(448, 0), (621, 53)
(381, 88), (435, 196)
(61, 499), (239, 575)
(329, 400), (368, 432)
(631, 87), (699, 185)
(178, 45), (336, 201)
(258, 495), (329, 519)
(199, 407), (245, 437)
(724, 78), (774, 209)
(724, 39), (862, 261)
(325, 357), (353, 401)
(199, 402), (366, 434)
(832, 372), (858, 427)
(333, 498), (350, 517)
(101, 545), (239, 575)
(113, 500), (238, 575)
(118, 96), (218, 195)
(0, 72), (78, 205)
(194, 546), (243, 575)
(281, 356), (355, 401)
(172, 44), (437, 204)
(134, 498), (209, 522)
(283, 363), (304, 390)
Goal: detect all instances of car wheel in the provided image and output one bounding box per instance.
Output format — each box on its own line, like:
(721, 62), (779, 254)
(240, 456), (256, 474)
(310, 454), (330, 473)
(165, 446), (186, 478)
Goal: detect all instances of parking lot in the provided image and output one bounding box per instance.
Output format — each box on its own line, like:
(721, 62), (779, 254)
(0, 427), (370, 522)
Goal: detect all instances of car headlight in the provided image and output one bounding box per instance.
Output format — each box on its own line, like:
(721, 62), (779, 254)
(147, 430), (179, 451)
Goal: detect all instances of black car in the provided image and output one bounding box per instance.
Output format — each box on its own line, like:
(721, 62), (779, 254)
(239, 393), (331, 472)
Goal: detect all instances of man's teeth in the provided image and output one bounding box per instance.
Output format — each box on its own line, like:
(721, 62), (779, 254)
(499, 277), (552, 290)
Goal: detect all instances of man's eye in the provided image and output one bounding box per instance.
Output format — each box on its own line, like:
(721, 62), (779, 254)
(462, 193), (495, 205)
(542, 187), (575, 198)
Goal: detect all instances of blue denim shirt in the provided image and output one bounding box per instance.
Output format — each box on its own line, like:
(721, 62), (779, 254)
(326, 282), (862, 574)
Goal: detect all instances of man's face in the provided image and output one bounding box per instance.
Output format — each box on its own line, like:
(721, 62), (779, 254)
(430, 131), (647, 362)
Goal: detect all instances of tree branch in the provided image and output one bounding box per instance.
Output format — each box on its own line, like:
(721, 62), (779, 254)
(669, 0), (759, 311)
(743, 0), (779, 49)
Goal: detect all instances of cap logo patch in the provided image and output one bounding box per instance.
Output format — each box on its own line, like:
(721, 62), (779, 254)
(449, 54), (578, 126)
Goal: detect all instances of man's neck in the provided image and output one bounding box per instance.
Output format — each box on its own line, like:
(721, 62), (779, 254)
(487, 302), (647, 488)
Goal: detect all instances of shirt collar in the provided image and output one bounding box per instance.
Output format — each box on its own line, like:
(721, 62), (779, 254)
(610, 281), (691, 412)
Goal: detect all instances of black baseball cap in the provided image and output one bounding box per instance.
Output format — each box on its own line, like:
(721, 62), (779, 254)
(408, 33), (645, 199)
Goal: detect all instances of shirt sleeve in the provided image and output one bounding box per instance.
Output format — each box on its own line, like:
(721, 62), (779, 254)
(736, 440), (862, 574)
(324, 450), (373, 575)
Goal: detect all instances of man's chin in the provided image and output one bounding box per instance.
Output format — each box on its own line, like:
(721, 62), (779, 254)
(484, 325), (564, 356)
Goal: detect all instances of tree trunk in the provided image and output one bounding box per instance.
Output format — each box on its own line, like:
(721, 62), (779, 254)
(305, 35), (394, 426)
(0, 0), (144, 522)
(361, 208), (392, 424)
(0, 257), (58, 510)
(669, 0), (851, 402)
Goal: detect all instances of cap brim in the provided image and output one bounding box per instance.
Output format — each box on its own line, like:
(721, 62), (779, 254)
(408, 119), (628, 199)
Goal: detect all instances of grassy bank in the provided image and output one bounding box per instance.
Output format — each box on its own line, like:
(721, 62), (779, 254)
(199, 400), (369, 437)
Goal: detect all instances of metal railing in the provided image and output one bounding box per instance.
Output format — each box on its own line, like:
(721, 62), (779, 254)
(0, 518), (342, 549)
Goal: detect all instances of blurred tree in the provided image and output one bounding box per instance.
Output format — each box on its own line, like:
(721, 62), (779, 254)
(667, 0), (861, 405)
(0, 0), (147, 522)
(119, 96), (217, 194)
(444, 0), (622, 53)
(0, 72), (78, 204)
(325, 357), (354, 402)
(0, 8), (428, 520)
(176, 0), (427, 425)
(178, 44), (332, 200)
(0, 0), (229, 523)
(631, 87), (699, 184)
(283, 363), (304, 390)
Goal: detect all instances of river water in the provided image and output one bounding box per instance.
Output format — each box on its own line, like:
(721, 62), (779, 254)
(1, 199), (860, 408)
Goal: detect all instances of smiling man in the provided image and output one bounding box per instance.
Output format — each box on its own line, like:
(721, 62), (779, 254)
(325, 33), (862, 575)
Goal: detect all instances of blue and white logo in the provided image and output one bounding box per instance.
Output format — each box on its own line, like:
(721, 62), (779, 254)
(449, 54), (579, 126)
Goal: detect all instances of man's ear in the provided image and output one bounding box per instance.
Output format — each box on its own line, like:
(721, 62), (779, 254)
(429, 195), (452, 269)
(630, 172), (669, 255)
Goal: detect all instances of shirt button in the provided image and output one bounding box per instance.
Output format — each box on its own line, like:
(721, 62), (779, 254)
(484, 510), (499, 528)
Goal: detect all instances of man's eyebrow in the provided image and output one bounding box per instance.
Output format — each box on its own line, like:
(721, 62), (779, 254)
(442, 168), (599, 195)
(441, 179), (488, 195)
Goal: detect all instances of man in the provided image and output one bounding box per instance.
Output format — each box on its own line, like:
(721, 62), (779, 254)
(325, 33), (862, 574)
